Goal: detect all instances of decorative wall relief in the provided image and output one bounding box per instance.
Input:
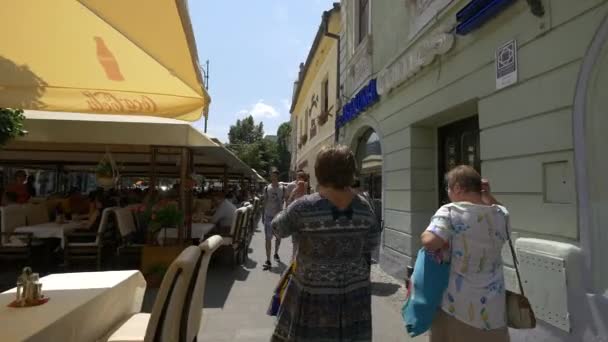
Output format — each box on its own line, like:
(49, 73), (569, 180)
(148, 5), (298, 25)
(406, 0), (454, 38)
(377, 26), (454, 95)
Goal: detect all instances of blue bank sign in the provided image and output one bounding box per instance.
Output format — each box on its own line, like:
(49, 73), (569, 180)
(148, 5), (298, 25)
(337, 78), (379, 128)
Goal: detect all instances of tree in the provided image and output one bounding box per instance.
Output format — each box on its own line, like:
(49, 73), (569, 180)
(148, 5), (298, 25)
(227, 115), (263, 145)
(0, 108), (27, 146)
(276, 122), (291, 181)
(227, 115), (278, 178)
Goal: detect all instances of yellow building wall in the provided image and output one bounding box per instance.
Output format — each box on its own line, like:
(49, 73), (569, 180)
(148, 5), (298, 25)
(291, 13), (340, 189)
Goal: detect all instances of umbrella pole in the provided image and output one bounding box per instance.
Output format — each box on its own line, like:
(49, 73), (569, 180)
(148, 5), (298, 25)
(178, 148), (191, 244)
(186, 149), (193, 241)
(223, 167), (228, 192)
(150, 147), (157, 192)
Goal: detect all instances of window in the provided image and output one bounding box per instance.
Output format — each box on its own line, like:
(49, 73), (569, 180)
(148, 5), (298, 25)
(305, 109), (309, 135)
(321, 78), (329, 113)
(358, 0), (370, 44)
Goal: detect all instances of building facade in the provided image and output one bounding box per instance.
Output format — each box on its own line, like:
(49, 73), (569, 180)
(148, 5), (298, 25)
(289, 4), (341, 189)
(337, 0), (608, 341)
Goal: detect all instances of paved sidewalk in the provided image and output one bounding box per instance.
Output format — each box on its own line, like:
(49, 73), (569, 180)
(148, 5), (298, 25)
(197, 223), (428, 341)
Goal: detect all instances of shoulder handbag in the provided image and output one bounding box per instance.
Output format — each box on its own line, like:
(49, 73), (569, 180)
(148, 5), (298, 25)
(401, 205), (453, 337)
(267, 261), (296, 316)
(503, 210), (537, 329)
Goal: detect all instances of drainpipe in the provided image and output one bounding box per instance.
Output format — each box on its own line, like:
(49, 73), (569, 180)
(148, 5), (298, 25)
(324, 15), (340, 144)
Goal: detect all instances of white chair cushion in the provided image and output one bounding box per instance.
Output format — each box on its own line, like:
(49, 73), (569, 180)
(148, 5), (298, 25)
(106, 313), (150, 342)
(114, 208), (137, 237)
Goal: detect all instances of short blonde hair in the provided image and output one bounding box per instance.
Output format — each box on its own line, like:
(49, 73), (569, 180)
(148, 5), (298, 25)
(445, 165), (482, 193)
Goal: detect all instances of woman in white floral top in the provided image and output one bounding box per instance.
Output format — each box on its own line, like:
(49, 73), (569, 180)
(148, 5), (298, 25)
(421, 165), (510, 342)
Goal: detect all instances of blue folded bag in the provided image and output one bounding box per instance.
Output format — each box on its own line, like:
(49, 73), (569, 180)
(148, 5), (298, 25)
(402, 248), (450, 337)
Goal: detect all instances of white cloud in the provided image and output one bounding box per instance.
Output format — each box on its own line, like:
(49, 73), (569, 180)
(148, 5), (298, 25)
(239, 99), (281, 119)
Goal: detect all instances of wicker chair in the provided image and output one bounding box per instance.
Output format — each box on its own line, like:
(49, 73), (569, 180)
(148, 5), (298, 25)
(64, 207), (117, 270)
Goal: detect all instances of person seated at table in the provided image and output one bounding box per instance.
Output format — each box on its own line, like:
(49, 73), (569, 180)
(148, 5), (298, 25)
(26, 174), (37, 198)
(77, 191), (105, 231)
(5, 170), (30, 204)
(68, 188), (90, 218)
(237, 189), (251, 206)
(205, 191), (236, 235)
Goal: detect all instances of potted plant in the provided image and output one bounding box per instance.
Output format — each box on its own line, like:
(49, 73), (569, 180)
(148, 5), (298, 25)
(140, 199), (186, 288)
(148, 200), (184, 244)
(95, 159), (115, 189)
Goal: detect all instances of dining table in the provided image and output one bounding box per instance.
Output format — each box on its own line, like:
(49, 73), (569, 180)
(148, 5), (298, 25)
(0, 270), (146, 342)
(14, 221), (83, 248)
(156, 222), (215, 245)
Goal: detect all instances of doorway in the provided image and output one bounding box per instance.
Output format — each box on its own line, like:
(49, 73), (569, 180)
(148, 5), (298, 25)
(355, 129), (383, 209)
(437, 116), (480, 205)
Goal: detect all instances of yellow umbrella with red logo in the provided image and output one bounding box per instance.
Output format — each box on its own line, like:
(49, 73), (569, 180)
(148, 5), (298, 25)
(0, 0), (210, 121)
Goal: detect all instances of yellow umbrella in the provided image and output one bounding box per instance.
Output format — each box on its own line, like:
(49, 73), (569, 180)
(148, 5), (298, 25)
(0, 0), (210, 121)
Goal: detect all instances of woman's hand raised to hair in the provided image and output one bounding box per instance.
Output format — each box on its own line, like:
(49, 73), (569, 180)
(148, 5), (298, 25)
(481, 178), (501, 205)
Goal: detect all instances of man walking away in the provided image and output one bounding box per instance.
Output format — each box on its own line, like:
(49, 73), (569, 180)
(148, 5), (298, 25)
(262, 169), (287, 270)
(286, 170), (310, 261)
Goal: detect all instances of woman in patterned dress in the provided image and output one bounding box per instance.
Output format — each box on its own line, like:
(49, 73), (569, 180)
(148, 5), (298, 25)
(421, 165), (510, 342)
(271, 145), (381, 342)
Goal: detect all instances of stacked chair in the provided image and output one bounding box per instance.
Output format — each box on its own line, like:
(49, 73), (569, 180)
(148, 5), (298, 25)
(241, 204), (255, 257)
(251, 197), (262, 230)
(105, 235), (223, 342)
(220, 207), (246, 267)
(234, 205), (252, 265)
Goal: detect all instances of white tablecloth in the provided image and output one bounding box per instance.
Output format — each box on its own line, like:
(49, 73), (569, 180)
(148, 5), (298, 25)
(14, 222), (82, 248)
(156, 223), (215, 245)
(0, 270), (146, 342)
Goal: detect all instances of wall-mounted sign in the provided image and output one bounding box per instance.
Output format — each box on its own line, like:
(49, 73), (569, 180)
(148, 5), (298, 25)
(376, 30), (454, 96)
(456, 0), (516, 35)
(337, 78), (379, 128)
(496, 39), (517, 90)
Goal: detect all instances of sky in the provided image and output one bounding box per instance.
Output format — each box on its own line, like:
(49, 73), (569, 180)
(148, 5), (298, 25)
(187, 0), (336, 143)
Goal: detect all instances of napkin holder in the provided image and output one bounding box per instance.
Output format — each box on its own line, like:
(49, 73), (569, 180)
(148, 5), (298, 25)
(8, 267), (49, 308)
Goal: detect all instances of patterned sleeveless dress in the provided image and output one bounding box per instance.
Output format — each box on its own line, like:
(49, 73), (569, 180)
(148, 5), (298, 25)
(270, 193), (381, 342)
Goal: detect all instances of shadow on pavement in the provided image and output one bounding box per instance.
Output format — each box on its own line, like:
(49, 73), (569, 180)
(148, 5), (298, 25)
(371, 281), (401, 297)
(269, 260), (287, 275)
(203, 258), (252, 309)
